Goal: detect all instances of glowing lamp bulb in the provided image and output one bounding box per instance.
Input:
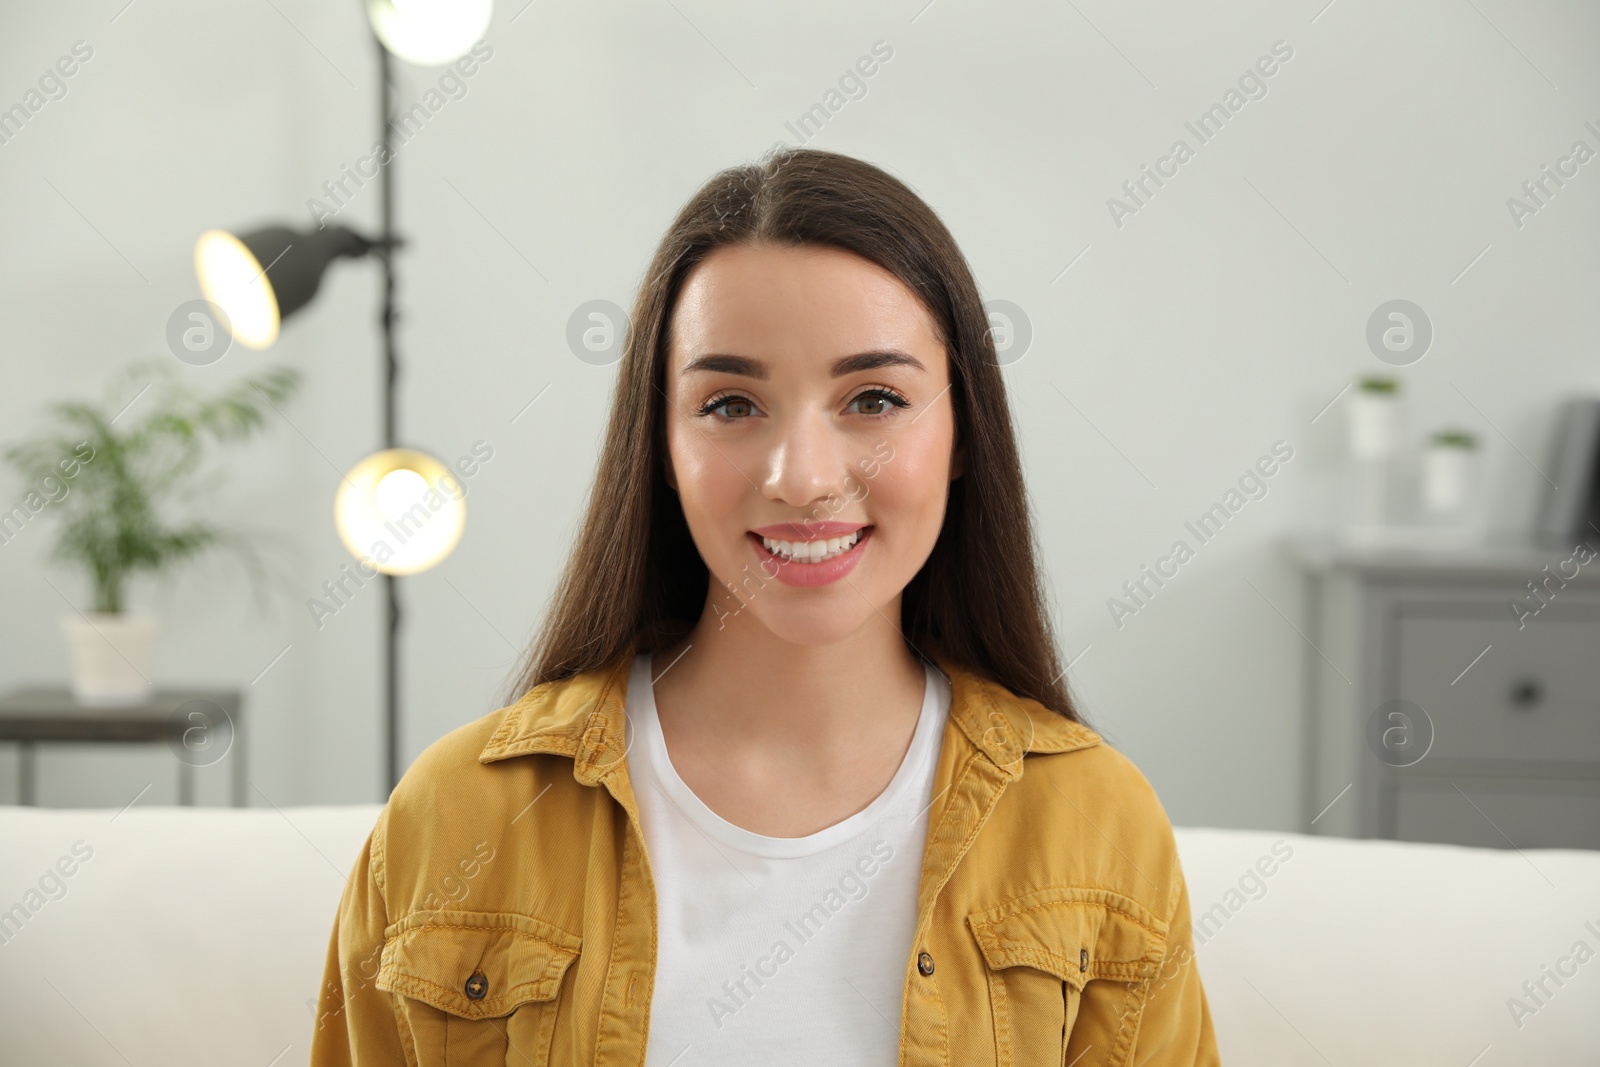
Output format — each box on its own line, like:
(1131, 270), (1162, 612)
(194, 229), (279, 349)
(335, 449), (465, 575)
(366, 0), (492, 66)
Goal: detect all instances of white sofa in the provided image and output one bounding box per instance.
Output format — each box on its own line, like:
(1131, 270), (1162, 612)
(1, 805), (1595, 1065)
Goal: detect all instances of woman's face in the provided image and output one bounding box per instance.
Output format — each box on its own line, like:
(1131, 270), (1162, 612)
(663, 241), (964, 648)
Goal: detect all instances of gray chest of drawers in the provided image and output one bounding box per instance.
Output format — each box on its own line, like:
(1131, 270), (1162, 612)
(1289, 536), (1600, 850)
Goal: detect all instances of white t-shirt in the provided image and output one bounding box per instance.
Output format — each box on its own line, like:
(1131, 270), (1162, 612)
(624, 651), (952, 1066)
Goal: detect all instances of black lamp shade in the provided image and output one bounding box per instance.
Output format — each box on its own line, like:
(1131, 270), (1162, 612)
(240, 224), (373, 319)
(195, 223), (375, 349)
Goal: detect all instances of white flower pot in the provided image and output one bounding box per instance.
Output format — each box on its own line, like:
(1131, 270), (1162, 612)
(60, 613), (159, 706)
(1422, 445), (1476, 515)
(1348, 392), (1401, 461)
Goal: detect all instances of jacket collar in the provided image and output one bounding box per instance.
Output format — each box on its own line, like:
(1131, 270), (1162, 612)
(478, 633), (1101, 783)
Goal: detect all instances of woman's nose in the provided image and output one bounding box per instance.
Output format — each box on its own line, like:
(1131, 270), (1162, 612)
(760, 414), (858, 508)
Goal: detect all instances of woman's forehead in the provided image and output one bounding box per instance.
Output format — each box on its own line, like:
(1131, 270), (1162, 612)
(669, 243), (943, 372)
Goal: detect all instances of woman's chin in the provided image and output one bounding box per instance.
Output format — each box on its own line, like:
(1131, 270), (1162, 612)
(729, 599), (892, 651)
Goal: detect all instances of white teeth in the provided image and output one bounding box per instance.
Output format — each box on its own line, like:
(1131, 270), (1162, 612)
(760, 528), (865, 563)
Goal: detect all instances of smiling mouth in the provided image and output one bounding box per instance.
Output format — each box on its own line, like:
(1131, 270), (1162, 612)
(754, 526), (872, 563)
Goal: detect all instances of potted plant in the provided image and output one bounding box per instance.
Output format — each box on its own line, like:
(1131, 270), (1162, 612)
(3, 359), (301, 704)
(1421, 428), (1481, 519)
(1341, 376), (1405, 540)
(1348, 375), (1401, 461)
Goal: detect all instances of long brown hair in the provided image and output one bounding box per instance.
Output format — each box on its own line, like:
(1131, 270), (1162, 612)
(495, 147), (1084, 725)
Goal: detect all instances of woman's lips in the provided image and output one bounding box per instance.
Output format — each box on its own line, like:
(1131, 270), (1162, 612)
(747, 526), (873, 588)
(749, 521), (870, 540)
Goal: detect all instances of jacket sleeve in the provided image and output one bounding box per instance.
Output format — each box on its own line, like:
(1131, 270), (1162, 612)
(1128, 858), (1221, 1066)
(309, 807), (410, 1067)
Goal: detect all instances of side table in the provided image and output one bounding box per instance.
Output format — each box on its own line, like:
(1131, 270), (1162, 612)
(0, 687), (245, 807)
(1286, 534), (1600, 849)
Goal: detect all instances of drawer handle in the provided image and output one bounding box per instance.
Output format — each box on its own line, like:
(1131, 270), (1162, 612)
(1508, 678), (1543, 709)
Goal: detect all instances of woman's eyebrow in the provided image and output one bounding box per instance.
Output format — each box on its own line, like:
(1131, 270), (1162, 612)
(680, 350), (926, 379)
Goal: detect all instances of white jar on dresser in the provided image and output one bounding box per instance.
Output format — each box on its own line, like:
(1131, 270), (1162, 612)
(1288, 535), (1600, 849)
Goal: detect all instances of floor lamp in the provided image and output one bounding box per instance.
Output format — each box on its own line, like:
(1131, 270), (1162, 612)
(194, 0), (492, 794)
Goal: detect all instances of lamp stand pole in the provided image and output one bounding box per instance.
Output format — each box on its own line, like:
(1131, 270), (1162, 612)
(377, 37), (402, 795)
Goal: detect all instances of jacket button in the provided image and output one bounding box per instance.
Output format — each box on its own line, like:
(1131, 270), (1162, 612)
(917, 952), (935, 976)
(464, 972), (489, 1000)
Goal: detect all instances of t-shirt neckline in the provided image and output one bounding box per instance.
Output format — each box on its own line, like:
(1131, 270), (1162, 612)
(630, 652), (946, 859)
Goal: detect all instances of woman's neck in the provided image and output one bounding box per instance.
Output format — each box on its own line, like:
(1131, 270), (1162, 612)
(645, 613), (930, 837)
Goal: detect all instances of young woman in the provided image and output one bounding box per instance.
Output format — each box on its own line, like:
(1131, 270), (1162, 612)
(310, 148), (1219, 1067)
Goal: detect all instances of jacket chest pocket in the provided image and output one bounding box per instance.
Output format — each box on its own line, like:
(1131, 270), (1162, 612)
(376, 909), (582, 1067)
(968, 888), (1166, 1067)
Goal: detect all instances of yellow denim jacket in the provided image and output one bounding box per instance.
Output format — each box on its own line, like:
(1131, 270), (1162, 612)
(310, 635), (1220, 1066)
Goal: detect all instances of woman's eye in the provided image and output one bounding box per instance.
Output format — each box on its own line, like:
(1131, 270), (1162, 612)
(849, 388), (910, 419)
(698, 394), (757, 419)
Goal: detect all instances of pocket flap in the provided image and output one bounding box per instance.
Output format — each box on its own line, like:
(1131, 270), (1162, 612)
(377, 909), (581, 1019)
(967, 887), (1166, 991)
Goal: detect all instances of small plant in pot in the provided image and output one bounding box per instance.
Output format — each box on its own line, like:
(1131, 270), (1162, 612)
(3, 359), (301, 705)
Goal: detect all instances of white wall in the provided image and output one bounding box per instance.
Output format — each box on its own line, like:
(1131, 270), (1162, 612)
(1, 0), (1596, 830)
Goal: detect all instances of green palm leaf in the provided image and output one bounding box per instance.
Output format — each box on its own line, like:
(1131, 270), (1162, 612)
(3, 360), (304, 613)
